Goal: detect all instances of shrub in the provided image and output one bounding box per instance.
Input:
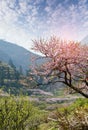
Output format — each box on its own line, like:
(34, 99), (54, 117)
(0, 96), (46, 130)
(49, 98), (88, 130)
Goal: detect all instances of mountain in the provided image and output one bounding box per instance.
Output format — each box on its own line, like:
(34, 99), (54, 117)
(0, 40), (37, 73)
(81, 35), (88, 44)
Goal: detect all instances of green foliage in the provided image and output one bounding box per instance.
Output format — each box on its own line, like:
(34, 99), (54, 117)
(0, 96), (46, 130)
(50, 98), (88, 130)
(67, 98), (88, 112)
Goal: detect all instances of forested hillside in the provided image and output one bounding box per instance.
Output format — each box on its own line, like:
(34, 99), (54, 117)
(0, 61), (54, 96)
(0, 61), (24, 95)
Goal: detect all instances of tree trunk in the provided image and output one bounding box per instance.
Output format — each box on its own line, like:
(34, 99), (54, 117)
(68, 84), (88, 98)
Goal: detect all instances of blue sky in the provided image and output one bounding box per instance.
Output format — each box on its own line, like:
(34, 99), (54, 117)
(0, 0), (88, 50)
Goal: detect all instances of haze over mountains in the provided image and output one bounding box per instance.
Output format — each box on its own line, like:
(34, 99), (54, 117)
(0, 40), (37, 73)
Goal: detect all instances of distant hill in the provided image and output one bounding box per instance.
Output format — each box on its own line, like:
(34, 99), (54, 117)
(81, 35), (88, 44)
(0, 40), (37, 73)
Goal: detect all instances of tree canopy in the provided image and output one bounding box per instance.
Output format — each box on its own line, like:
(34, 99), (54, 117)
(32, 37), (88, 98)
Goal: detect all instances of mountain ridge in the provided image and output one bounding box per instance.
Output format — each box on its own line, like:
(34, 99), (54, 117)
(0, 40), (37, 73)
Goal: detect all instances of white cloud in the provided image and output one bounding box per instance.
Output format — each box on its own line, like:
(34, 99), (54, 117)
(0, 0), (39, 47)
(46, 0), (57, 7)
(0, 0), (88, 50)
(44, 0), (88, 41)
(0, 21), (34, 50)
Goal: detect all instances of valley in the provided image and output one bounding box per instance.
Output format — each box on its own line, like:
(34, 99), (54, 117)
(0, 38), (87, 130)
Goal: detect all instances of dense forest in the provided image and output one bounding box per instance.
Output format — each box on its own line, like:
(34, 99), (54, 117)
(0, 60), (29, 95)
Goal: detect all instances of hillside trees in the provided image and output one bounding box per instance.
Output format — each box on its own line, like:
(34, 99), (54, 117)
(8, 59), (20, 80)
(0, 61), (19, 83)
(32, 37), (88, 98)
(0, 61), (24, 94)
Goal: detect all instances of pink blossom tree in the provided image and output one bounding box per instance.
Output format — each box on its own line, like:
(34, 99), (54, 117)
(32, 37), (88, 98)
